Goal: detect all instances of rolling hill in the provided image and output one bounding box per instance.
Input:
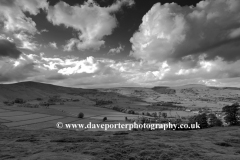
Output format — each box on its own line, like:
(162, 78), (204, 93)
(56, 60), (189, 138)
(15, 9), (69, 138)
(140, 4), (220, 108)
(0, 81), (97, 101)
(1, 81), (240, 111)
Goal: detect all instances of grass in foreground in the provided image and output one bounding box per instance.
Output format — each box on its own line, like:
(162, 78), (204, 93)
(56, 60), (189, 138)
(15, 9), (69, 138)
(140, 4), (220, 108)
(0, 126), (240, 160)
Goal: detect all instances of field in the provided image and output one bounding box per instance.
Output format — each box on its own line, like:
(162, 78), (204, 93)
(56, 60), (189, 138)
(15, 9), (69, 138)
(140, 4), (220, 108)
(0, 82), (240, 159)
(0, 100), (137, 131)
(0, 126), (240, 160)
(100, 84), (240, 112)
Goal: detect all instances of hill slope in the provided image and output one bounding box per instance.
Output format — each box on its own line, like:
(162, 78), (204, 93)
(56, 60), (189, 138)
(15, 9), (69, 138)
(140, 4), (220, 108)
(0, 81), (96, 101)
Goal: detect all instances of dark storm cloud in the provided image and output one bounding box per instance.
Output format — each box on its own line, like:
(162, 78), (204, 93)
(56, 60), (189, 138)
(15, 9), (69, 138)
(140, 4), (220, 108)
(174, 33), (240, 62)
(202, 39), (240, 62)
(0, 63), (38, 82)
(0, 0), (15, 6)
(0, 39), (22, 59)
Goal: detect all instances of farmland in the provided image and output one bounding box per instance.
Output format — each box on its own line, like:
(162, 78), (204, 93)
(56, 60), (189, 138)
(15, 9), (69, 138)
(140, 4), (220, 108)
(0, 81), (240, 159)
(0, 103), (135, 131)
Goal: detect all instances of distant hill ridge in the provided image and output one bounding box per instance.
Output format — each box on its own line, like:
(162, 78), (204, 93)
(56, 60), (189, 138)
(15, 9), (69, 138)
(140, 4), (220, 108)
(1, 81), (239, 102)
(0, 81), (96, 101)
(180, 84), (207, 87)
(152, 86), (176, 94)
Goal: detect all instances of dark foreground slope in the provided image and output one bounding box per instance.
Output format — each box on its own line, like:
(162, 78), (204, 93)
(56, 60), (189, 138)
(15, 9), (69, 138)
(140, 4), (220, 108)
(0, 81), (96, 101)
(0, 126), (240, 160)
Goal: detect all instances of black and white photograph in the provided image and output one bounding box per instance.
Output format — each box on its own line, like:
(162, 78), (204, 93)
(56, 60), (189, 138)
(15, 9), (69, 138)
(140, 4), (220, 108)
(0, 0), (240, 159)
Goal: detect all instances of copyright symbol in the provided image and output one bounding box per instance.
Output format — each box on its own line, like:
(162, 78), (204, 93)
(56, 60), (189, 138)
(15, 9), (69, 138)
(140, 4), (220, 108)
(56, 122), (63, 129)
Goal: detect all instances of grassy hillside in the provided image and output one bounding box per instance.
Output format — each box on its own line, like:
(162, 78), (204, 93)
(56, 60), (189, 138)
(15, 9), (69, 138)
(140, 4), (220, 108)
(1, 81), (240, 111)
(0, 126), (240, 160)
(0, 81), (97, 101)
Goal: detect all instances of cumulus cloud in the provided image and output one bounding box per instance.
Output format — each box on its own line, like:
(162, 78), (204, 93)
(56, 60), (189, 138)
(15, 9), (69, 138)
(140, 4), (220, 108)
(63, 39), (78, 52)
(0, 0), (48, 51)
(47, 0), (134, 51)
(1, 0), (239, 87)
(0, 52), (128, 86)
(16, 0), (48, 15)
(0, 39), (22, 59)
(108, 44), (125, 55)
(49, 42), (58, 49)
(39, 29), (49, 33)
(14, 32), (39, 51)
(130, 0), (240, 63)
(127, 0), (240, 87)
(0, 34), (14, 42)
(0, 0), (48, 34)
(162, 57), (240, 82)
(1, 51), (240, 87)
(57, 57), (99, 75)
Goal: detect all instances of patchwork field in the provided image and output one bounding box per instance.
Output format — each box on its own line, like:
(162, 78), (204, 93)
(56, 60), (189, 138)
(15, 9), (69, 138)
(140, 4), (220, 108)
(0, 101), (138, 131)
(100, 84), (240, 112)
(0, 111), (32, 117)
(1, 113), (50, 121)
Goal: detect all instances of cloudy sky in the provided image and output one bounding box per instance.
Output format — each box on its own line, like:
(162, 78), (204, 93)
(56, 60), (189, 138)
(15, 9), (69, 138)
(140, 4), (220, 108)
(0, 0), (240, 88)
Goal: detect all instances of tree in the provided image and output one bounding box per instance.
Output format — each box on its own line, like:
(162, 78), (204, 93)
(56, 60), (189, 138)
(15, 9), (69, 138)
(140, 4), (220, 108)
(222, 103), (239, 125)
(127, 110), (135, 114)
(162, 113), (167, 118)
(189, 113), (208, 129)
(14, 98), (25, 104)
(215, 119), (223, 126)
(103, 117), (107, 121)
(78, 112), (84, 118)
(207, 114), (222, 127)
(146, 112), (151, 116)
(36, 98), (42, 101)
